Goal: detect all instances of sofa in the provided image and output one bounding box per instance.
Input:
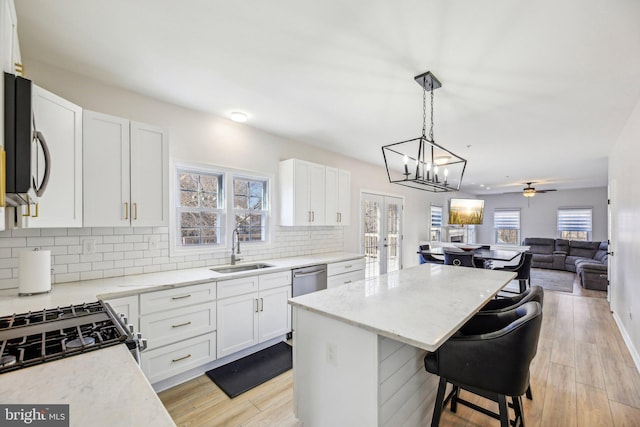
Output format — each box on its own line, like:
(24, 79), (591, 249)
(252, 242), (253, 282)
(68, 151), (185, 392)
(522, 238), (608, 290)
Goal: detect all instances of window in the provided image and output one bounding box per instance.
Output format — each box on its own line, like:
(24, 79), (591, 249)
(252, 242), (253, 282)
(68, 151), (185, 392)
(233, 176), (269, 242)
(430, 205), (442, 241)
(177, 169), (224, 246)
(494, 209), (520, 244)
(557, 208), (592, 241)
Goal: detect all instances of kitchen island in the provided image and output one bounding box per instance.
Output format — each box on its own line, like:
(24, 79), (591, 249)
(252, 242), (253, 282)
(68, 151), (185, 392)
(289, 263), (516, 427)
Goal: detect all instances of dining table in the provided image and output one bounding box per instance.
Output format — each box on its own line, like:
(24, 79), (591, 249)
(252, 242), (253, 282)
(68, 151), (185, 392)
(419, 246), (524, 262)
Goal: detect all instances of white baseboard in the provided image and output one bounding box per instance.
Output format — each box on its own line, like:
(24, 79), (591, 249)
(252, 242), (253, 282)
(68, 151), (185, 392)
(612, 311), (640, 374)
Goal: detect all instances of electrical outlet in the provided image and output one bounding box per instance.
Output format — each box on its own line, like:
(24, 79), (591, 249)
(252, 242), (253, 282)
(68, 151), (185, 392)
(149, 235), (160, 250)
(83, 239), (96, 255)
(326, 342), (337, 367)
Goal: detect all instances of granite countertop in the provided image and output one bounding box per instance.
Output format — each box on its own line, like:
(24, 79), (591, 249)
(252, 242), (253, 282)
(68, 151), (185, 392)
(0, 345), (175, 427)
(0, 252), (363, 315)
(289, 263), (516, 351)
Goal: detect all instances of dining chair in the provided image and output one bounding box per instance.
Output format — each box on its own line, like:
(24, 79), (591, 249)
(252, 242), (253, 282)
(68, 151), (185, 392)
(424, 301), (543, 427)
(418, 244), (445, 265)
(443, 250), (474, 267)
(492, 252), (533, 292)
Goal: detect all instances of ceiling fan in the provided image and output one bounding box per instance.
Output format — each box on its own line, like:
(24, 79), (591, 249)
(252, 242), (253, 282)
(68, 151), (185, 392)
(522, 182), (556, 198)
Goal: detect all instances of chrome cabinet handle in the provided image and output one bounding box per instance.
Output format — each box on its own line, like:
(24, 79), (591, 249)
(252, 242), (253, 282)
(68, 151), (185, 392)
(171, 354), (191, 363)
(133, 202), (138, 220)
(344, 265), (352, 269)
(171, 294), (191, 300)
(124, 202), (129, 220)
(255, 299), (259, 313)
(344, 280), (352, 284)
(260, 298), (264, 312)
(171, 321), (192, 328)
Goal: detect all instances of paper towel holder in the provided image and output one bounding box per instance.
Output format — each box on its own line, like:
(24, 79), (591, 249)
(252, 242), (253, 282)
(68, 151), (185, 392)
(18, 248), (52, 296)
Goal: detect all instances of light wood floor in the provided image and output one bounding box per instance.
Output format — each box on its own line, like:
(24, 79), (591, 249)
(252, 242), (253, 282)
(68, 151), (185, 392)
(158, 276), (640, 426)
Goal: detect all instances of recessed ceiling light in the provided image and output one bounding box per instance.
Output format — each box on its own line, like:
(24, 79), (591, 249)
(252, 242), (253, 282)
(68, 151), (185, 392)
(230, 112), (248, 123)
(480, 184), (485, 187)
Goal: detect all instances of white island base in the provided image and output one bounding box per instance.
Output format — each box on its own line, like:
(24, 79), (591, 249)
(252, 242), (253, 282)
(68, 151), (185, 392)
(293, 308), (438, 427)
(290, 264), (516, 427)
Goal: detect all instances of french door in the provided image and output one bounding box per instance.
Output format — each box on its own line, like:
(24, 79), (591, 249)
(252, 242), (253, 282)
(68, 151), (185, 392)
(361, 192), (403, 278)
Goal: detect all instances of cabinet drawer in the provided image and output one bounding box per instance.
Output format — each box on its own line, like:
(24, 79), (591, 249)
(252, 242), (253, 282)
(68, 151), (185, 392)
(217, 276), (259, 299)
(140, 282), (216, 314)
(140, 303), (216, 350)
(141, 332), (216, 384)
(260, 270), (292, 291)
(327, 258), (365, 276)
(327, 270), (365, 289)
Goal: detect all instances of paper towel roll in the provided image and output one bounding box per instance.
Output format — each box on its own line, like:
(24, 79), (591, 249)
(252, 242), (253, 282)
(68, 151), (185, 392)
(19, 249), (52, 295)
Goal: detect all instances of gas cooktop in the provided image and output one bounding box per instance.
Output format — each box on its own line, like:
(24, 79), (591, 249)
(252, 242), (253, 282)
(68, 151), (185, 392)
(0, 301), (132, 374)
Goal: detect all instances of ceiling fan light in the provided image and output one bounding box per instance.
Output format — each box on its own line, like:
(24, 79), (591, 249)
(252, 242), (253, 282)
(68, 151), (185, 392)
(434, 155), (451, 166)
(523, 188), (536, 197)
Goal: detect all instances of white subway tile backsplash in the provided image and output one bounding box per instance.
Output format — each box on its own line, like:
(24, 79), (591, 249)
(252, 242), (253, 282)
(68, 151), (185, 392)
(41, 229), (68, 237)
(0, 225), (344, 288)
(0, 238), (26, 248)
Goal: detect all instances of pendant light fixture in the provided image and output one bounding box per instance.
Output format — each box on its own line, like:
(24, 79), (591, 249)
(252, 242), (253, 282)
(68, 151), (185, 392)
(382, 71), (467, 192)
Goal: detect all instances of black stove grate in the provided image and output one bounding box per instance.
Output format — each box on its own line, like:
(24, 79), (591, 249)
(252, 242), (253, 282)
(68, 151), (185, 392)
(0, 301), (129, 374)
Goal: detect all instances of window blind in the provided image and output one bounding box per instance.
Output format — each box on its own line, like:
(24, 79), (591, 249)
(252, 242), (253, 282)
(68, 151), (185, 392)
(557, 208), (592, 231)
(494, 209), (520, 229)
(431, 206), (442, 227)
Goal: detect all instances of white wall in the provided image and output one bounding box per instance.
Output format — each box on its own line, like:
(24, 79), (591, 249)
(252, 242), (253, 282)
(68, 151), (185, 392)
(475, 188), (608, 244)
(0, 58), (471, 287)
(609, 95), (640, 367)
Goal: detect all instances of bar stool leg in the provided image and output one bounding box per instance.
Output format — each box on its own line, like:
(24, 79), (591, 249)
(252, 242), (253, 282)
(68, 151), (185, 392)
(430, 377), (447, 427)
(498, 395), (509, 427)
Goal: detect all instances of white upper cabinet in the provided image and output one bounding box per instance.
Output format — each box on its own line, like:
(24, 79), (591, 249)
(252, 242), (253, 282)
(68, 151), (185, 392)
(1, 0), (20, 75)
(130, 121), (169, 227)
(83, 111), (130, 227)
(280, 159), (350, 226)
(83, 111), (169, 227)
(325, 167), (350, 226)
(279, 158), (326, 226)
(19, 85), (82, 228)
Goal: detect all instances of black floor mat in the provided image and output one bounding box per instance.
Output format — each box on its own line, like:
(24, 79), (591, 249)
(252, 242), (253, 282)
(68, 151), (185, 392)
(205, 342), (292, 398)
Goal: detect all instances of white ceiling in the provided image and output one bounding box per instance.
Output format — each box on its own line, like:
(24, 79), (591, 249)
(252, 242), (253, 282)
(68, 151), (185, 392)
(14, 0), (640, 195)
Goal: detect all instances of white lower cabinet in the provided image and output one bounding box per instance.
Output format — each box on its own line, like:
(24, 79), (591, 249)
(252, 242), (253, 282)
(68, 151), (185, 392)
(217, 271), (292, 358)
(327, 258), (365, 289)
(104, 295), (139, 330)
(138, 282), (217, 384)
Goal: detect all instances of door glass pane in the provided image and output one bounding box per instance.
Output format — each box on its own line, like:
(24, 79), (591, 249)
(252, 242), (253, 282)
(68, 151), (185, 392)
(363, 199), (380, 278)
(386, 202), (401, 273)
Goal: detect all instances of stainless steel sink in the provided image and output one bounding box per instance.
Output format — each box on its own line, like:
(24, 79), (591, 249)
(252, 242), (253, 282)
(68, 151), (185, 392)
(210, 263), (274, 274)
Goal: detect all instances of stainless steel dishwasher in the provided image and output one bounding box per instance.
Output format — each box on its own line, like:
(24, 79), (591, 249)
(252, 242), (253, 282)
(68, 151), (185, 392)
(292, 264), (327, 297)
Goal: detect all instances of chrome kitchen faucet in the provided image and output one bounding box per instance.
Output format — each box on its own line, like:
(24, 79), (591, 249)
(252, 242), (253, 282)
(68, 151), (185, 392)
(231, 227), (243, 265)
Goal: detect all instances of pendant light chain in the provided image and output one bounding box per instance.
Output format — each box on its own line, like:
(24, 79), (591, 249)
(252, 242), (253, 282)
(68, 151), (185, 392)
(422, 77), (427, 138)
(429, 84), (434, 141)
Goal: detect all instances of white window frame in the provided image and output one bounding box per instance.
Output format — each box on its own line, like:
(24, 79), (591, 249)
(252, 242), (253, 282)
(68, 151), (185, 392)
(557, 207), (592, 241)
(170, 161), (273, 257)
(430, 205), (443, 242)
(232, 174), (270, 244)
(494, 209), (521, 245)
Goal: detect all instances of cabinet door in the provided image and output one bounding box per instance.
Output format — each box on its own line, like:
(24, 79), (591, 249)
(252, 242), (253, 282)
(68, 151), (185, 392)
(293, 160), (311, 225)
(217, 292), (259, 358)
(325, 167), (339, 225)
(1, 0), (18, 74)
(20, 85), (82, 228)
(258, 285), (292, 342)
(308, 162), (325, 224)
(130, 121), (169, 226)
(104, 295), (139, 330)
(83, 111), (130, 227)
(337, 169), (350, 225)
